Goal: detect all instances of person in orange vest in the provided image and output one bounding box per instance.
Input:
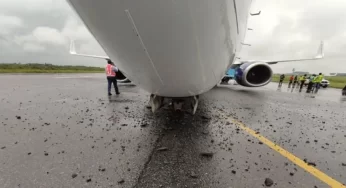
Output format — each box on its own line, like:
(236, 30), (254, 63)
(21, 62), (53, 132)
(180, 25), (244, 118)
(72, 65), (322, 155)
(288, 75), (294, 88)
(105, 60), (120, 96)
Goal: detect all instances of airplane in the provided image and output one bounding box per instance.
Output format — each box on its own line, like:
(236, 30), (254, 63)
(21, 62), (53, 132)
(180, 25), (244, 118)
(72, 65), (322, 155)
(66, 0), (324, 114)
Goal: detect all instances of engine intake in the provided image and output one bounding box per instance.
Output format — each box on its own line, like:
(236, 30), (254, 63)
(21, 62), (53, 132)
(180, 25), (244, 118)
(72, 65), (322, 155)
(234, 62), (273, 87)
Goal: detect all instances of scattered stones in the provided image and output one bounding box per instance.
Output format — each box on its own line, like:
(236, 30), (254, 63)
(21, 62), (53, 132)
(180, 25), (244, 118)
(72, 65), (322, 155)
(99, 168), (106, 172)
(72, 173), (78, 178)
(264, 178), (274, 187)
(157, 147), (168, 151)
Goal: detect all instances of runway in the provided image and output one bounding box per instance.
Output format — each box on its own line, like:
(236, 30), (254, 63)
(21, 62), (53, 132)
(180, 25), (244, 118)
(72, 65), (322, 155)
(0, 74), (345, 188)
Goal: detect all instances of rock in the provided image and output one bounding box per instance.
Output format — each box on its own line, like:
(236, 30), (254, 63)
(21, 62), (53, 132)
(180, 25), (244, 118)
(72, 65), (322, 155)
(314, 140), (318, 143)
(201, 115), (211, 120)
(258, 142), (263, 145)
(226, 122), (231, 125)
(341, 163), (346, 166)
(200, 152), (213, 158)
(231, 170), (236, 174)
(289, 172), (294, 176)
(157, 147), (168, 151)
(190, 171), (198, 178)
(264, 178), (274, 187)
(16, 116), (21, 119)
(307, 162), (317, 167)
(140, 123), (148, 128)
(99, 168), (106, 172)
(72, 173), (78, 178)
(27, 152), (31, 155)
(86, 178), (91, 182)
(44, 152), (49, 156)
(286, 122), (292, 125)
(118, 179), (125, 184)
(125, 107), (129, 110)
(306, 141), (310, 143)
(1, 146), (6, 149)
(331, 151), (336, 153)
(121, 124), (128, 127)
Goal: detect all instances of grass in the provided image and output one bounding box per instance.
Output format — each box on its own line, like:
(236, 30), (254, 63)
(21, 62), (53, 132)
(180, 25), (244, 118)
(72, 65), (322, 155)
(0, 63), (104, 73)
(272, 74), (346, 89)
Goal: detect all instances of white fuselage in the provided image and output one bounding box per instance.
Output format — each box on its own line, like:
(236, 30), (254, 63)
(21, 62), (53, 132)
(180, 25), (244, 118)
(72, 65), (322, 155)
(67, 0), (252, 97)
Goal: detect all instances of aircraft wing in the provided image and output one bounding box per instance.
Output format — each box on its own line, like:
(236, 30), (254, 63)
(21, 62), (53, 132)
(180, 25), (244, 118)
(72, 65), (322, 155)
(234, 41), (324, 65)
(69, 40), (110, 60)
(265, 41), (324, 65)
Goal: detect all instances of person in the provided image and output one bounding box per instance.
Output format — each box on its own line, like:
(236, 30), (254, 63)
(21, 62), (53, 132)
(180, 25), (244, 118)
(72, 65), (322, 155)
(288, 75), (294, 88)
(307, 74), (316, 93)
(342, 85), (346, 96)
(299, 74), (306, 91)
(293, 75), (298, 88)
(313, 73), (324, 94)
(279, 74), (285, 87)
(105, 60), (120, 96)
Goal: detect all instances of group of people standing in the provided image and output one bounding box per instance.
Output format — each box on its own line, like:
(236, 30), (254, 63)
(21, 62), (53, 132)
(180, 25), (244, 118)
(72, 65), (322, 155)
(278, 73), (324, 94)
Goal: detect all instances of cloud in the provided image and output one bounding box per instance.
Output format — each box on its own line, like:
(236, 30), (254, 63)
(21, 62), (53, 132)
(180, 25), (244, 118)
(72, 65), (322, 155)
(23, 43), (45, 52)
(0, 14), (23, 35)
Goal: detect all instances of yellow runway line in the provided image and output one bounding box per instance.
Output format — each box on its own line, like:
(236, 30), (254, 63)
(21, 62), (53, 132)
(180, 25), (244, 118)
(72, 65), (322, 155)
(231, 119), (346, 188)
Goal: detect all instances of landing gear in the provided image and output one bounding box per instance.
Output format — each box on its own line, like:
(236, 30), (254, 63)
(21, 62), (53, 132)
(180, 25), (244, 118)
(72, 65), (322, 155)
(149, 94), (164, 113)
(149, 94), (199, 114)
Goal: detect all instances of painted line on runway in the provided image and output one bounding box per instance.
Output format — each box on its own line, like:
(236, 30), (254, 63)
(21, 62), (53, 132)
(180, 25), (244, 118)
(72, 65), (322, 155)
(230, 118), (346, 188)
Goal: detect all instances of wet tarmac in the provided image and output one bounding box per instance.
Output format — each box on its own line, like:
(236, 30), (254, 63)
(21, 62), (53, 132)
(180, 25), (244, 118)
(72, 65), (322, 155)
(1, 74), (346, 188)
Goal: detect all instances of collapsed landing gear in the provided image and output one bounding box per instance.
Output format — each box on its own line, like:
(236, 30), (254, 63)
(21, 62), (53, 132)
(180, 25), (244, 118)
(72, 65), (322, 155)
(149, 94), (199, 115)
(149, 94), (164, 113)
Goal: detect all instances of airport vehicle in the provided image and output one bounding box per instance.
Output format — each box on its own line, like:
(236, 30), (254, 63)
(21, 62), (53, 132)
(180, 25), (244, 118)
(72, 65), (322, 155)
(320, 79), (330, 88)
(66, 0), (324, 114)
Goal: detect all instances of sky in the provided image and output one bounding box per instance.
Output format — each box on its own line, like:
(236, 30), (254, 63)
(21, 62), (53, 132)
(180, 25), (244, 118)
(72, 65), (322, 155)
(0, 0), (346, 74)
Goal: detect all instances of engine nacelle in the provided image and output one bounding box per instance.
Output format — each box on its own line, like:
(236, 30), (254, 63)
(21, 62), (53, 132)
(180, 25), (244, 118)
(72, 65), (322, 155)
(234, 62), (273, 87)
(116, 70), (131, 83)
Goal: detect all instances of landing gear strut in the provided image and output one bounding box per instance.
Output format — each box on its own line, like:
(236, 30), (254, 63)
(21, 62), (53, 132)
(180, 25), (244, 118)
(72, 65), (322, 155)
(149, 94), (164, 113)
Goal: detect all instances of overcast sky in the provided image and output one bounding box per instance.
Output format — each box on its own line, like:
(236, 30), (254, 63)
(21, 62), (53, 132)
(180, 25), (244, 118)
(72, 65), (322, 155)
(1, 0), (346, 74)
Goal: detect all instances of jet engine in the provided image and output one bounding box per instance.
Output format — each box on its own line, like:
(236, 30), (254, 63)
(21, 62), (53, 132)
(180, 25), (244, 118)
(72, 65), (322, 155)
(234, 62), (273, 87)
(116, 70), (131, 83)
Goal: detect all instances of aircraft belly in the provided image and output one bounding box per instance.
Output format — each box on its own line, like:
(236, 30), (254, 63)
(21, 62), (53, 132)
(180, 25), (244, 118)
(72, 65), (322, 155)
(67, 0), (239, 97)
